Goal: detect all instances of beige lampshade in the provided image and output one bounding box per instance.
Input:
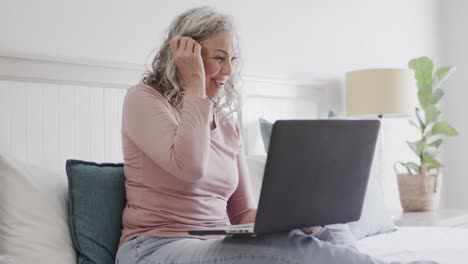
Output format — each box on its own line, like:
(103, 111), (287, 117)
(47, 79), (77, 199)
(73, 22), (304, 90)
(346, 68), (417, 117)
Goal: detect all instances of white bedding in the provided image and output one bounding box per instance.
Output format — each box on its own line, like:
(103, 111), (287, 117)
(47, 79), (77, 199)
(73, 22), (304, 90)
(357, 227), (468, 264)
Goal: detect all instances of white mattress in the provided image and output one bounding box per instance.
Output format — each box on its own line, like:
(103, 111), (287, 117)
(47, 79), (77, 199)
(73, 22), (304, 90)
(356, 227), (468, 264)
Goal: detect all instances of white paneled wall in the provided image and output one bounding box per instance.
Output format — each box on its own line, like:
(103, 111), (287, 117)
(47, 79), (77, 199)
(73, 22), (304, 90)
(0, 80), (127, 171)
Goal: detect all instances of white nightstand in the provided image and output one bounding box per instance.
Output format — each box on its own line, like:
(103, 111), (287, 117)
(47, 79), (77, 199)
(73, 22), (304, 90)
(394, 209), (468, 227)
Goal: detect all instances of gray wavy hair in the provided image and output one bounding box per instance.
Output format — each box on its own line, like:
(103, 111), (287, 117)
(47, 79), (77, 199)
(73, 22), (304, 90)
(143, 6), (242, 117)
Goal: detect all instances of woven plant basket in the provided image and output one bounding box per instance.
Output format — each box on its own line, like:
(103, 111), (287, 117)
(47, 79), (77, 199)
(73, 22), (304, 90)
(396, 168), (442, 212)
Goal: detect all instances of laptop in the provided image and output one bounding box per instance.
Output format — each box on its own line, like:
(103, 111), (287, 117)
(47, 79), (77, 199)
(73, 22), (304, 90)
(188, 119), (380, 236)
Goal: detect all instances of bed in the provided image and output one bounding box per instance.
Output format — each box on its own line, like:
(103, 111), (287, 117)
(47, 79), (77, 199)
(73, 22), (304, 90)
(1, 54), (468, 264)
(358, 227), (468, 263)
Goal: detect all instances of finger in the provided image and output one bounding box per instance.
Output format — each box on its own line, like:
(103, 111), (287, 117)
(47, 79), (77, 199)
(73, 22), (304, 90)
(186, 38), (195, 53)
(170, 36), (181, 53)
(179, 37), (189, 51)
(193, 42), (201, 55)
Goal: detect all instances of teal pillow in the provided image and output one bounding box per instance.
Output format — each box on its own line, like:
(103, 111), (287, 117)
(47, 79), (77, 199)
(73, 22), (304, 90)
(259, 118), (273, 153)
(66, 160), (126, 264)
(257, 116), (396, 240)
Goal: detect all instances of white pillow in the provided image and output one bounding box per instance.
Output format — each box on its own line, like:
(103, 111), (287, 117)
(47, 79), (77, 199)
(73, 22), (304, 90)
(0, 154), (76, 263)
(246, 155), (267, 203)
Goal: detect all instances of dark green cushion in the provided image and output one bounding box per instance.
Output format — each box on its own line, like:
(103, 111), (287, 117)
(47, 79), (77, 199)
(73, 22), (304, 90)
(66, 160), (126, 264)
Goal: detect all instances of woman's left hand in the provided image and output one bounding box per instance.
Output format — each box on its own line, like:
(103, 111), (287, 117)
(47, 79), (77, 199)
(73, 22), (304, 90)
(302, 226), (317, 235)
(301, 226), (324, 235)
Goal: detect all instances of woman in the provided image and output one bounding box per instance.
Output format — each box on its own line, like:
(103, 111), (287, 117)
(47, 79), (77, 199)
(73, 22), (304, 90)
(116, 6), (386, 264)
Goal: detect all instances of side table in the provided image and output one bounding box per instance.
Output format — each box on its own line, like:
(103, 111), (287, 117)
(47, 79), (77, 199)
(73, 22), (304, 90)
(394, 209), (468, 227)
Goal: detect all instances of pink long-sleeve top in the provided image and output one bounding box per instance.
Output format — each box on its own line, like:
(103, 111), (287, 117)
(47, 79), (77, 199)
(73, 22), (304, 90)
(119, 83), (257, 246)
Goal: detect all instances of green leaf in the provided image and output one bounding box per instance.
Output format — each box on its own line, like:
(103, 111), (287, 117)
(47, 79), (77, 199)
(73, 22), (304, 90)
(431, 89), (444, 105)
(434, 66), (451, 83)
(425, 147), (441, 157)
(424, 105), (441, 125)
(415, 108), (425, 129)
(426, 165), (442, 174)
(401, 162), (421, 174)
(428, 138), (443, 149)
(422, 153), (444, 168)
(418, 82), (433, 109)
(434, 66), (455, 89)
(409, 57), (433, 86)
(409, 120), (420, 129)
(407, 140), (425, 157)
(431, 121), (458, 136)
(423, 131), (432, 139)
(407, 141), (418, 156)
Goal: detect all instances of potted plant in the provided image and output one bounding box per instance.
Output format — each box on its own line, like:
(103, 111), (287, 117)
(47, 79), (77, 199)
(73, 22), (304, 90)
(395, 56), (458, 211)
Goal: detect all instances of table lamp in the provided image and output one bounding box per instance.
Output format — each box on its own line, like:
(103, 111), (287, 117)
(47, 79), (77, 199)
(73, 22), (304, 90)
(345, 68), (417, 207)
(346, 68), (416, 118)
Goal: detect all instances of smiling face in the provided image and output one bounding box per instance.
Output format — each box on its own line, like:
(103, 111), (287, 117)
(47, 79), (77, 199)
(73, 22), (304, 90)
(200, 32), (238, 98)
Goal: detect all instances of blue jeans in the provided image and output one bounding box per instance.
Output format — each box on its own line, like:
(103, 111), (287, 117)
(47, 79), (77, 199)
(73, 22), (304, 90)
(116, 224), (386, 264)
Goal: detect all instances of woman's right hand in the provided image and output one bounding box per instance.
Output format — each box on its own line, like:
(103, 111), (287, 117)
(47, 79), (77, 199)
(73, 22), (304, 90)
(170, 36), (206, 98)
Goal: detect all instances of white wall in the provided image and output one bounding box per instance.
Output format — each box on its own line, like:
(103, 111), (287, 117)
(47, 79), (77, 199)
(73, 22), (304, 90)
(440, 1), (468, 210)
(0, 0), (442, 213)
(1, 0), (440, 77)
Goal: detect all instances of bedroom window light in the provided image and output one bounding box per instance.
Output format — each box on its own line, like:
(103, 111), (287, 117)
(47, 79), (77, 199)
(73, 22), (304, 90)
(345, 68), (417, 205)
